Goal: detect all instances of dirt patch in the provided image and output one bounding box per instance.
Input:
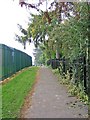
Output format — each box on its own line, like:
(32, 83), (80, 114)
(19, 68), (40, 118)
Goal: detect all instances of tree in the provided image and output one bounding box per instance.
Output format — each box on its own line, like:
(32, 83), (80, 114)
(33, 47), (46, 65)
(16, 1), (83, 58)
(15, 1), (90, 95)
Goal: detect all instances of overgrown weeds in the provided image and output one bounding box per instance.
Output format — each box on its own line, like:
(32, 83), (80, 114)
(53, 69), (88, 105)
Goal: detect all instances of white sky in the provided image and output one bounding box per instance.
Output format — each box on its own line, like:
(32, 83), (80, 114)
(0, 0), (35, 63)
(0, 0), (53, 64)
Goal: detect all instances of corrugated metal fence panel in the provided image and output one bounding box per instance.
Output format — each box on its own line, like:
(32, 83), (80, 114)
(1, 44), (15, 80)
(0, 44), (32, 81)
(0, 44), (2, 81)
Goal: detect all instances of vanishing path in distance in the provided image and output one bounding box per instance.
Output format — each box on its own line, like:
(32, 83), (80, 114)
(22, 67), (88, 118)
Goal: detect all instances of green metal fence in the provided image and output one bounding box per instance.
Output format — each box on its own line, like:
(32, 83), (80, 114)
(0, 44), (32, 81)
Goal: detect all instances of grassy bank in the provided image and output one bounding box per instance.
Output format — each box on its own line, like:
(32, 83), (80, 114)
(2, 66), (39, 119)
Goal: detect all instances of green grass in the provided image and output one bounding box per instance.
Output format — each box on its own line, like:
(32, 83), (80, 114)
(2, 66), (39, 119)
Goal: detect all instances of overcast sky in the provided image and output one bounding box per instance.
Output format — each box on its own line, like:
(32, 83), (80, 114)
(0, 0), (36, 63)
(0, 0), (53, 64)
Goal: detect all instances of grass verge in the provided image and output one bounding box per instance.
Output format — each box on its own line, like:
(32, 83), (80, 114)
(2, 66), (39, 119)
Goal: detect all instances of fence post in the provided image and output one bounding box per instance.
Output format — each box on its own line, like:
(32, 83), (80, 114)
(62, 56), (66, 75)
(83, 55), (87, 92)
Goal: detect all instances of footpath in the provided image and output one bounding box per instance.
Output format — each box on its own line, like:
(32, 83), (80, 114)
(21, 67), (88, 118)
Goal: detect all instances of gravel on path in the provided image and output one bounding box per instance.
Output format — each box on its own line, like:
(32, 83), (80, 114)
(21, 67), (88, 118)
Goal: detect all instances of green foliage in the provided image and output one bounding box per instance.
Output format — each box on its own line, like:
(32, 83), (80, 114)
(53, 70), (88, 105)
(16, 2), (89, 103)
(52, 69), (60, 75)
(57, 71), (70, 85)
(68, 83), (88, 104)
(16, 2), (89, 59)
(2, 67), (39, 118)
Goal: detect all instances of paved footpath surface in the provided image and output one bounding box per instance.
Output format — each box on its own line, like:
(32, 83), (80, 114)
(23, 67), (88, 118)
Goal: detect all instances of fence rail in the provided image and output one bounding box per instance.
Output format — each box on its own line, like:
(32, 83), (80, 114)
(47, 55), (88, 93)
(0, 44), (32, 81)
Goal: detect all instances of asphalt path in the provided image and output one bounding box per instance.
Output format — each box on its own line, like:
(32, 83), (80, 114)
(22, 67), (88, 118)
